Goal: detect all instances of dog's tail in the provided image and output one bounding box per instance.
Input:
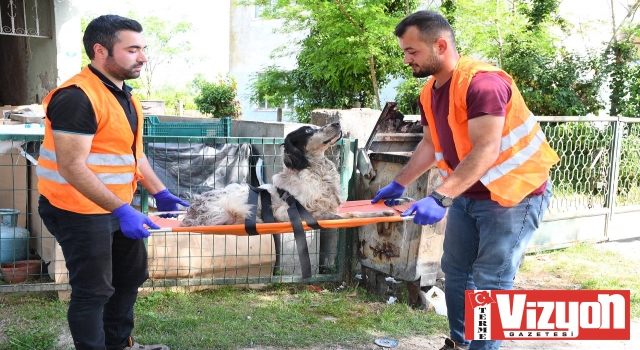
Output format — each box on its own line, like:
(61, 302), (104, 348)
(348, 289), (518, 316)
(217, 196), (254, 225)
(179, 187), (254, 227)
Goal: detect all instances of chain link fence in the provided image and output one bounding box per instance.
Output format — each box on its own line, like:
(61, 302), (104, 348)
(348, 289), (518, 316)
(538, 116), (640, 215)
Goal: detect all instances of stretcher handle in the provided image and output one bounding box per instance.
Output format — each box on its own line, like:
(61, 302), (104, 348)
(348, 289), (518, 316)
(147, 227), (174, 233)
(385, 197), (415, 207)
(147, 210), (187, 216)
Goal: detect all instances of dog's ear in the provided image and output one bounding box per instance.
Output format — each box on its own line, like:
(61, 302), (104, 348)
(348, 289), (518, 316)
(282, 137), (309, 170)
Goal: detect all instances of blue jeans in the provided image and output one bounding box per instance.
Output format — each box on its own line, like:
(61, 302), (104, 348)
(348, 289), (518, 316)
(441, 183), (552, 350)
(39, 196), (149, 350)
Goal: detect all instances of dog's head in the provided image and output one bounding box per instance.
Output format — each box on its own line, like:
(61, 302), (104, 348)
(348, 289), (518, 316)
(282, 122), (342, 170)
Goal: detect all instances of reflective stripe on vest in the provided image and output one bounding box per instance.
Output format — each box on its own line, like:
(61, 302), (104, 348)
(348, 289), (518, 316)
(37, 146), (135, 185)
(434, 152), (450, 178)
(499, 113), (537, 153)
(36, 167), (134, 185)
(433, 112), (540, 181)
(39, 147), (135, 166)
(480, 129), (547, 185)
(472, 113), (541, 185)
(436, 116), (542, 184)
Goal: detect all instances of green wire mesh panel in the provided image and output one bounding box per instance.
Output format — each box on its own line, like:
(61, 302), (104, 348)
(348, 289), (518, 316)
(138, 136), (357, 288)
(143, 116), (232, 137)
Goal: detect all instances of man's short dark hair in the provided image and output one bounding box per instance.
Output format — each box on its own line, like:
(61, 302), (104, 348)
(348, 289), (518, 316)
(394, 10), (455, 44)
(83, 15), (143, 60)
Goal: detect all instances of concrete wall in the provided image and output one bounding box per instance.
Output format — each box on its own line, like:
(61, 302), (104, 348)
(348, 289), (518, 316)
(51, 0), (81, 88)
(310, 108), (382, 148)
(231, 119), (309, 138)
(229, 2), (302, 122)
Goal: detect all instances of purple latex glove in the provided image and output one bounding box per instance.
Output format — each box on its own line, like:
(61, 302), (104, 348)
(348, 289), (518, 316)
(371, 181), (406, 205)
(113, 204), (160, 239)
(400, 196), (447, 225)
(153, 189), (190, 218)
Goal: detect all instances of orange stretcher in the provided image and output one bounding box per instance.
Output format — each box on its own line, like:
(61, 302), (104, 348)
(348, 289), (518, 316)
(148, 200), (415, 236)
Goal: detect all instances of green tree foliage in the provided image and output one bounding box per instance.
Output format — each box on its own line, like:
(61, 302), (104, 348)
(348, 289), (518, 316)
(394, 77), (424, 115)
(245, 0), (419, 122)
(446, 0), (606, 116)
(154, 83), (198, 115)
(440, 0), (457, 27)
(607, 40), (640, 118)
(501, 41), (605, 116)
(194, 75), (241, 119)
(248, 66), (295, 111)
(80, 16), (92, 68)
(133, 15), (193, 99)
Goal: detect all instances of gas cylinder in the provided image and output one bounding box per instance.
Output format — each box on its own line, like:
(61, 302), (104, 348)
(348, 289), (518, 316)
(0, 209), (29, 264)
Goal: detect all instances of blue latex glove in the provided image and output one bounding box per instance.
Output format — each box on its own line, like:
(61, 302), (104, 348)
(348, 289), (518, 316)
(153, 189), (190, 218)
(371, 181), (406, 205)
(400, 196), (447, 225)
(113, 204), (160, 240)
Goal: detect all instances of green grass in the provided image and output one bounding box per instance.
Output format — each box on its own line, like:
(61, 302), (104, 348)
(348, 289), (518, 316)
(521, 243), (640, 319)
(0, 292), (67, 350)
(0, 283), (448, 350)
(131, 284), (448, 349)
(3, 242), (636, 349)
(4, 329), (58, 350)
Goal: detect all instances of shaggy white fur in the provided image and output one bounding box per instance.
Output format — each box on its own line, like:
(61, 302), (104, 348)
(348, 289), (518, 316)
(180, 122), (394, 227)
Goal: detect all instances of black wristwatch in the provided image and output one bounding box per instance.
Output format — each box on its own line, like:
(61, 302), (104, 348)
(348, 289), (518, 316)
(430, 190), (454, 207)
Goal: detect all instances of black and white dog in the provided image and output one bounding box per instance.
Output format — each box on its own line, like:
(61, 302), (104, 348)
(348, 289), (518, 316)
(180, 122), (394, 227)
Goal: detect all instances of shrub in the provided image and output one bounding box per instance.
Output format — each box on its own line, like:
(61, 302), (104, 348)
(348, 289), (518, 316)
(194, 75), (241, 119)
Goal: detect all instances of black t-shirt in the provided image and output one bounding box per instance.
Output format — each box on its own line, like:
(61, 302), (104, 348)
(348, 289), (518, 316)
(46, 65), (138, 137)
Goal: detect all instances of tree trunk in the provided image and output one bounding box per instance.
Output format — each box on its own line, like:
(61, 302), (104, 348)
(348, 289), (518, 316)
(369, 55), (381, 110)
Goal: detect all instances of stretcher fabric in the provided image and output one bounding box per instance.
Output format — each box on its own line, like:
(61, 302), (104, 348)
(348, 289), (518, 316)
(148, 200), (414, 236)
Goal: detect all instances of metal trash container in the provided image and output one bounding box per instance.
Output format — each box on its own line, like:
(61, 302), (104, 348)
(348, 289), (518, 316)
(355, 102), (446, 308)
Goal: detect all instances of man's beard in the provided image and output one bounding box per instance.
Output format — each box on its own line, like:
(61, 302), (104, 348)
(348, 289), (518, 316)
(411, 55), (444, 78)
(104, 56), (143, 81)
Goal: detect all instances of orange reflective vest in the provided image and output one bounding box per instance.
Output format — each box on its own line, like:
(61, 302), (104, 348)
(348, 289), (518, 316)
(420, 56), (559, 207)
(37, 67), (145, 214)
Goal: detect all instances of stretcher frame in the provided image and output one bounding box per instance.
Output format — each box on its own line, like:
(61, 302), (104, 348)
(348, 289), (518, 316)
(148, 200), (415, 236)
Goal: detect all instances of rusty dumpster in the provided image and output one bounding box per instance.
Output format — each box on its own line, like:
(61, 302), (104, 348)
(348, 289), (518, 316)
(355, 102), (446, 308)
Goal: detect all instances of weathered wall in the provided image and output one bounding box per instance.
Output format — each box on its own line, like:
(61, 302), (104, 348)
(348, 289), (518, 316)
(0, 0), (78, 105)
(26, 34), (57, 103)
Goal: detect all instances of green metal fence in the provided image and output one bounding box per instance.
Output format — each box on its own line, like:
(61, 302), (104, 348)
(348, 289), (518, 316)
(0, 134), (357, 292)
(538, 116), (640, 215)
